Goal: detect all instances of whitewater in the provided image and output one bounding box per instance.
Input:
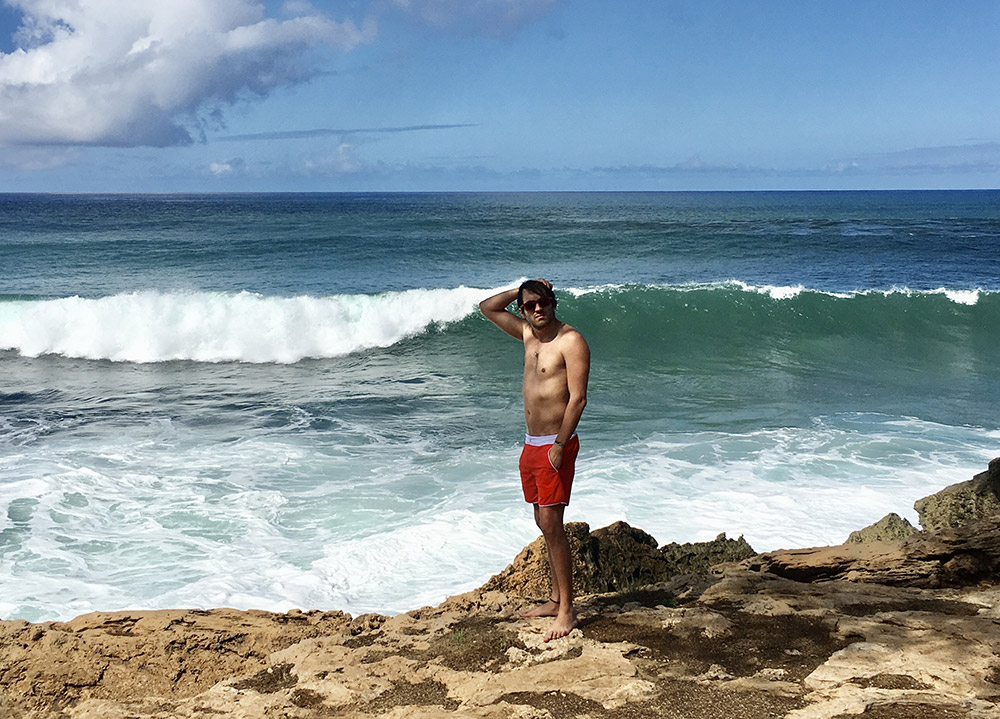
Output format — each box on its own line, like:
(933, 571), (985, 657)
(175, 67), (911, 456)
(0, 287), (487, 362)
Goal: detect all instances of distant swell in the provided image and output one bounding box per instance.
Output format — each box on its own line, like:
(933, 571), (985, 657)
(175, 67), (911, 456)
(0, 288), (487, 363)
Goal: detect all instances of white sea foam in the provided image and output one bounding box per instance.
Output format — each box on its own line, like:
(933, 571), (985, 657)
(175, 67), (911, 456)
(0, 287), (490, 363)
(863, 285), (986, 305)
(2, 410), (996, 622)
(564, 283), (627, 297)
(729, 280), (806, 300)
(939, 288), (981, 305)
(570, 415), (996, 552)
(0, 424), (536, 620)
(725, 281), (992, 304)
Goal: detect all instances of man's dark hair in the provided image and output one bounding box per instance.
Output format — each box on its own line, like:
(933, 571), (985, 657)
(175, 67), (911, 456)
(518, 280), (557, 309)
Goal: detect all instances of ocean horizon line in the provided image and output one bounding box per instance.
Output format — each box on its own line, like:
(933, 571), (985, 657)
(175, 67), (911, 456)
(3, 187), (1000, 197)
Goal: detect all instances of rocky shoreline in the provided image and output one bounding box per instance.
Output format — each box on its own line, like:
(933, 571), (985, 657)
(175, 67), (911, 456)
(3, 459), (1000, 718)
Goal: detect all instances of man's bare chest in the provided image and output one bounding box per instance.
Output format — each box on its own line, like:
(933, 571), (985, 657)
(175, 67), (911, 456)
(523, 343), (565, 378)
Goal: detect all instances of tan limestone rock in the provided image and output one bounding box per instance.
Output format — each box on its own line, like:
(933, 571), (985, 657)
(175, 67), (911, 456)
(914, 456), (1000, 531)
(0, 607), (352, 713)
(846, 512), (917, 544)
(660, 532), (757, 573)
(742, 514), (1000, 587)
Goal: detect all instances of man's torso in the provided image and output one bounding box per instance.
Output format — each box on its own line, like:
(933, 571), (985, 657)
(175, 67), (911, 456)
(521, 323), (576, 435)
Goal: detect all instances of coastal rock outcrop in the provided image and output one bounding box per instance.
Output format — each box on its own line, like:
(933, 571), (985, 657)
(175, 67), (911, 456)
(0, 608), (356, 713)
(481, 521), (755, 599)
(5, 556), (999, 719)
(659, 532), (757, 574)
(914, 456), (1000, 531)
(748, 458), (1000, 587)
(482, 521), (666, 598)
(743, 513), (1000, 587)
(846, 512), (916, 544)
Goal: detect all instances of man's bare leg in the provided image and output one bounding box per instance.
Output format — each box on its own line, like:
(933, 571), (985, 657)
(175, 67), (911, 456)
(525, 504), (578, 641)
(518, 504), (561, 618)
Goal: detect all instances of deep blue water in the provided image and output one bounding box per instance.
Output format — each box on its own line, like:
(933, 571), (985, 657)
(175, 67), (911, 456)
(4, 191), (999, 297)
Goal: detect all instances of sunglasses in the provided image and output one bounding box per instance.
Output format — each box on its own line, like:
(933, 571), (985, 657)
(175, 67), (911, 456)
(520, 298), (552, 313)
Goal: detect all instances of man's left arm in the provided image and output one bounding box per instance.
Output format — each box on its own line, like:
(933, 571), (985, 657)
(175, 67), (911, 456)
(549, 332), (590, 469)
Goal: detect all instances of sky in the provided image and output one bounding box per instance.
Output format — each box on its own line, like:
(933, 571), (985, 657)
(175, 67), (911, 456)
(0, 0), (998, 192)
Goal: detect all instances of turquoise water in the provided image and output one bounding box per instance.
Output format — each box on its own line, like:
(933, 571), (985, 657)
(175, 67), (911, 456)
(1, 191), (998, 621)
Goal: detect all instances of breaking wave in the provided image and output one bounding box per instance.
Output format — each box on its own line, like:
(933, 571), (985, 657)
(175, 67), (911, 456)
(1, 282), (996, 364)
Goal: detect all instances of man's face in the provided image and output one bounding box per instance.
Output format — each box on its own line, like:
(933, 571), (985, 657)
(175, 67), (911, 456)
(519, 290), (555, 329)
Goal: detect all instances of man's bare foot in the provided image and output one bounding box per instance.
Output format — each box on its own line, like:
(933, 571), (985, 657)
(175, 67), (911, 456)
(543, 611), (579, 642)
(518, 599), (560, 618)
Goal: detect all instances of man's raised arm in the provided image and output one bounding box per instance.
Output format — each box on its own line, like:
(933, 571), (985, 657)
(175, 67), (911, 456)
(479, 287), (525, 340)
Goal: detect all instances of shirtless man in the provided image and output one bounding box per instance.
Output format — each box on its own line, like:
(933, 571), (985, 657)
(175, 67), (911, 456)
(479, 279), (590, 641)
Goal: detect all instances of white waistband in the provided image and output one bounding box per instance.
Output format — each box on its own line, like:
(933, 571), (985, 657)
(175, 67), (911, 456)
(524, 432), (577, 447)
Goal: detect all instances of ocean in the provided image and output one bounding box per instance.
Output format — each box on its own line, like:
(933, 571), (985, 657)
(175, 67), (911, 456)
(1, 191), (998, 622)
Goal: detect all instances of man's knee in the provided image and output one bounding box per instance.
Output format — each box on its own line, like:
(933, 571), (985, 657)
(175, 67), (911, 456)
(536, 505), (565, 536)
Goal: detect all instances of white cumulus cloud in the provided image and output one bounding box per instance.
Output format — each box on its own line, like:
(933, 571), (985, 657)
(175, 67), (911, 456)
(0, 0), (374, 147)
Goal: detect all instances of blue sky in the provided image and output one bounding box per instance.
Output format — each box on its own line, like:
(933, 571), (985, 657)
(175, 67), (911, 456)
(0, 0), (998, 192)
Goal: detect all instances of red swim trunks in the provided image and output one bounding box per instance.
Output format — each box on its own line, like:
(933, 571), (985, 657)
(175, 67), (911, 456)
(519, 434), (579, 507)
